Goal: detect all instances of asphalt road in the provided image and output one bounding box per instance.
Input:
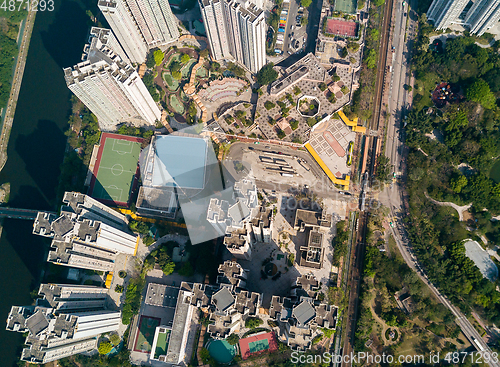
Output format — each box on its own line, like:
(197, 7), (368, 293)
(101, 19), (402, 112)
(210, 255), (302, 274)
(381, 0), (499, 364)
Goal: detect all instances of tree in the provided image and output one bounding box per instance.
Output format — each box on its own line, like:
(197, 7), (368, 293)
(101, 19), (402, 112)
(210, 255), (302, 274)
(154, 49), (164, 65)
(181, 53), (190, 63)
(301, 0), (312, 7)
(466, 79), (496, 109)
(245, 317), (263, 329)
(178, 261), (194, 276)
(172, 70), (182, 80)
(200, 49), (209, 58)
(375, 155), (391, 182)
(98, 341), (113, 355)
(319, 82), (327, 91)
(347, 41), (360, 53)
(257, 63), (278, 85)
(365, 49), (377, 68)
(264, 101), (275, 110)
(373, 0), (385, 5)
(301, 16), (308, 26)
(450, 175), (468, 193)
(146, 49), (157, 68)
(226, 333), (240, 345)
(109, 334), (121, 346)
(162, 260), (175, 276)
(339, 47), (348, 58)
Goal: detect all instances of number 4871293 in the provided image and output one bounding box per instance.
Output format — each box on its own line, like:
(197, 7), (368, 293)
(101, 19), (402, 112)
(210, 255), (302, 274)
(0, 0), (55, 12)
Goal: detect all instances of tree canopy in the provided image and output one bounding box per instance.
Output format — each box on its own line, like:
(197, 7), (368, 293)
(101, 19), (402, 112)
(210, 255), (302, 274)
(153, 49), (164, 65)
(257, 63), (278, 85)
(466, 79), (496, 109)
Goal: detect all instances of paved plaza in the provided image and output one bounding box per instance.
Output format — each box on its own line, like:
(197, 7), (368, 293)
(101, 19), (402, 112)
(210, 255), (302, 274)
(308, 117), (355, 180)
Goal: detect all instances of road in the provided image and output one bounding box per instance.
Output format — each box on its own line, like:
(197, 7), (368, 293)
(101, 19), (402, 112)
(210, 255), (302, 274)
(0, 11), (37, 172)
(380, 0), (499, 364)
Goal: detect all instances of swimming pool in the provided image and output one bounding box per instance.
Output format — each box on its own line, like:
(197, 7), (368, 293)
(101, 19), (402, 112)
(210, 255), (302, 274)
(207, 339), (236, 364)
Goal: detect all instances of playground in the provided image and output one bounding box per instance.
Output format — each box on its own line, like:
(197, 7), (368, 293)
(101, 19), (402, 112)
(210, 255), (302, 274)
(89, 133), (143, 206)
(133, 316), (161, 353)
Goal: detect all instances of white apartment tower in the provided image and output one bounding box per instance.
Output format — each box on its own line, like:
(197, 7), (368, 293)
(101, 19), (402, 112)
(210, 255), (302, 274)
(427, 0), (469, 29)
(98, 0), (180, 63)
(64, 41), (161, 131)
(87, 27), (130, 64)
(97, 0), (148, 63)
(465, 0), (500, 35)
(199, 0), (266, 73)
(6, 284), (120, 364)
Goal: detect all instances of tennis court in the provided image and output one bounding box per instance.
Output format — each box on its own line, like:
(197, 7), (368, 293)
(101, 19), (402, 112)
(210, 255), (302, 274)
(89, 133), (143, 206)
(334, 0), (357, 14)
(239, 332), (278, 360)
(249, 339), (269, 353)
(133, 316), (161, 353)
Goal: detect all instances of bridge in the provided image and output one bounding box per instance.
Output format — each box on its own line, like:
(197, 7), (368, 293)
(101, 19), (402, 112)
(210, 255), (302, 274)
(0, 207), (55, 220)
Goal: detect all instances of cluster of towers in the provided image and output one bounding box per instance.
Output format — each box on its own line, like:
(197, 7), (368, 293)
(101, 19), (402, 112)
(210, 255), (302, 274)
(63, 0), (267, 131)
(428, 0), (500, 36)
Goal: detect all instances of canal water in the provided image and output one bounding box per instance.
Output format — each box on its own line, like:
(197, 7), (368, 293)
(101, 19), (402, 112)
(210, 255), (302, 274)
(0, 1), (91, 365)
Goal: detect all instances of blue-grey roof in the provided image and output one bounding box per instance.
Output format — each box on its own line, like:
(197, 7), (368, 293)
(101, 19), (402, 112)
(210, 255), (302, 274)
(152, 135), (208, 189)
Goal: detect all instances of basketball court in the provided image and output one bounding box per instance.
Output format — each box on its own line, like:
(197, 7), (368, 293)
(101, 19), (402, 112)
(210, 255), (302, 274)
(133, 315), (161, 353)
(89, 133), (143, 206)
(239, 332), (278, 360)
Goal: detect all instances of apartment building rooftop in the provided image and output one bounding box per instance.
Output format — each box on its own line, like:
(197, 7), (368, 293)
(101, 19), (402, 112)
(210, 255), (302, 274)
(294, 208), (332, 229)
(270, 53), (327, 95)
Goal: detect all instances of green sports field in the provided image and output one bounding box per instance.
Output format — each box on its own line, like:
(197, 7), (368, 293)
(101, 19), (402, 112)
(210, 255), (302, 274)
(92, 137), (141, 204)
(249, 339), (269, 353)
(134, 316), (160, 353)
(334, 0), (357, 13)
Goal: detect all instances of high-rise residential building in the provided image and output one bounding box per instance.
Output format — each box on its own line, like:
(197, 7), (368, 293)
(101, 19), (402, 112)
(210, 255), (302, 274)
(86, 27), (130, 64)
(199, 0), (266, 73)
(64, 37), (161, 131)
(97, 0), (149, 63)
(6, 284), (120, 364)
(427, 0), (500, 34)
(427, 0), (469, 29)
(465, 0), (500, 35)
(33, 192), (139, 271)
(98, 0), (180, 63)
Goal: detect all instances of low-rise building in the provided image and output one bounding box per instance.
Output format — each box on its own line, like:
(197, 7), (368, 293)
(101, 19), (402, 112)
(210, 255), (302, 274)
(143, 283), (195, 364)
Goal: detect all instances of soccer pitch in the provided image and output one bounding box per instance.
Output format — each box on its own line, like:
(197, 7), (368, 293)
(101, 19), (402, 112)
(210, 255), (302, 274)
(91, 134), (142, 205)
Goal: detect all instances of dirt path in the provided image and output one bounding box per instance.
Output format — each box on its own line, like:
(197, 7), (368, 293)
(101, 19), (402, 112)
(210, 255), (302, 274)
(425, 192), (472, 221)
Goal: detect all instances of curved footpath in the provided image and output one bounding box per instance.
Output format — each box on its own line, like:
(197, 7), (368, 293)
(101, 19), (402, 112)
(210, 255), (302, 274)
(0, 10), (37, 172)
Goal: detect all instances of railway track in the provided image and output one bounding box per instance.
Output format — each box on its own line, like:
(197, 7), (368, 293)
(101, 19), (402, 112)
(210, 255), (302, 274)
(341, 0), (395, 365)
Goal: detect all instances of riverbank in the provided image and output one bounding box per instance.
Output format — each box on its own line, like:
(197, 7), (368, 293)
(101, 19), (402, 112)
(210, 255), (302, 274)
(0, 10), (37, 172)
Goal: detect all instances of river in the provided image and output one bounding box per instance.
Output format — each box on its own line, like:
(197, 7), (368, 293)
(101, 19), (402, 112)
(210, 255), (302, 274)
(0, 1), (91, 365)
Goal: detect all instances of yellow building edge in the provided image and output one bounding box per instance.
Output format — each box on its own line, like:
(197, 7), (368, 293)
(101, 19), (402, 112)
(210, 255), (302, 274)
(338, 110), (365, 134)
(133, 235), (140, 256)
(115, 208), (187, 228)
(338, 110), (358, 126)
(305, 143), (350, 190)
